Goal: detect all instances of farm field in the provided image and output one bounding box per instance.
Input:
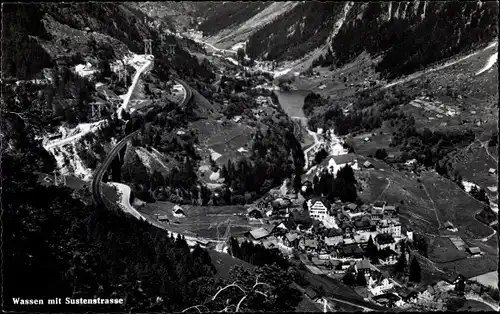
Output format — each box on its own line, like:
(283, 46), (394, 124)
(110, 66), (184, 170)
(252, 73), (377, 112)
(428, 237), (468, 263)
(469, 271), (498, 289)
(139, 201), (257, 239)
(420, 170), (493, 239)
(191, 119), (255, 167)
(458, 299), (498, 312)
(437, 253), (498, 279)
(346, 128), (400, 157)
(451, 140), (498, 202)
(357, 163), (439, 235)
(357, 162), (493, 240)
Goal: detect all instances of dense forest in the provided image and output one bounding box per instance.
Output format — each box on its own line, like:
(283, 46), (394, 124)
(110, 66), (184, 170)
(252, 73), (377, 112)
(315, 2), (498, 79)
(246, 2), (346, 61)
(2, 77), (304, 314)
(312, 164), (358, 203)
(196, 2), (272, 37)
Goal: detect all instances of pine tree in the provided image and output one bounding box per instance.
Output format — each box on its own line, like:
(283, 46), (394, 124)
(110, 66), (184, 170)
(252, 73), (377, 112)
(356, 271), (367, 286)
(342, 270), (357, 286)
(366, 236), (379, 264)
(395, 249), (407, 274)
(408, 257), (421, 283)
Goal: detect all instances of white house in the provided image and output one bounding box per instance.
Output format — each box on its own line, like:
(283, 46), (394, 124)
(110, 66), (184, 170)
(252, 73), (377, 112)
(172, 205), (185, 218)
(376, 219), (402, 237)
(307, 198), (330, 220)
(327, 154), (356, 176)
(368, 272), (394, 296)
(406, 230), (414, 242)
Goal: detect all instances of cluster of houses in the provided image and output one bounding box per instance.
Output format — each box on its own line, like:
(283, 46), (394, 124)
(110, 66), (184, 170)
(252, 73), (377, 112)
(246, 196), (410, 265)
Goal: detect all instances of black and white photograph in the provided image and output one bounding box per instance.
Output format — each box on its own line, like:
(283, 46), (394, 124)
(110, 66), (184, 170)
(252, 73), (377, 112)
(2, 1), (499, 312)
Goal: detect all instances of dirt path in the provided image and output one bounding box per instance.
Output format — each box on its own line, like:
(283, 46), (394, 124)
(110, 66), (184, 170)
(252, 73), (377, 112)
(378, 178), (391, 199)
(421, 182), (442, 229)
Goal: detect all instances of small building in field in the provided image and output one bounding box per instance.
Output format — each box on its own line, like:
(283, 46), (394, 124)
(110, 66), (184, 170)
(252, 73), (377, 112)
(172, 205), (185, 218)
(363, 161), (374, 168)
(444, 221), (458, 232)
(157, 215), (170, 222)
(305, 287), (320, 301)
(488, 168), (496, 175)
(466, 246), (481, 257)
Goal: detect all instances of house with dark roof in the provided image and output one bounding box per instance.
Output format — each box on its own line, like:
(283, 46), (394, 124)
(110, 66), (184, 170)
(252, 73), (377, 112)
(247, 208), (263, 219)
(283, 232), (300, 248)
(402, 290), (419, 303)
(374, 233), (396, 251)
(341, 221), (355, 235)
(355, 259), (372, 276)
(383, 205), (397, 217)
(378, 248), (399, 265)
(157, 215), (170, 222)
(372, 293), (401, 307)
(340, 244), (364, 259)
(325, 228), (344, 248)
(248, 227), (270, 241)
(344, 203), (358, 212)
(301, 238), (319, 252)
(305, 287), (320, 301)
(466, 246), (481, 257)
(354, 219), (373, 232)
(373, 201), (386, 210)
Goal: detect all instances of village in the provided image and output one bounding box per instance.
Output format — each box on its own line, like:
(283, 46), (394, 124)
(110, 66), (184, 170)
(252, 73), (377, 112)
(238, 186), (498, 310)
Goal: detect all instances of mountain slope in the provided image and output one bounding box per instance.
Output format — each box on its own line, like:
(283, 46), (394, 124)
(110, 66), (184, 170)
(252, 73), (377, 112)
(246, 2), (348, 61)
(243, 1), (498, 80)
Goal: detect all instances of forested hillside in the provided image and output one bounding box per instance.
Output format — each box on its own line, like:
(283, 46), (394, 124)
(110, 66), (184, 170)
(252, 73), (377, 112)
(244, 1), (498, 80)
(2, 3), (307, 312)
(326, 1), (498, 79)
(246, 2), (346, 61)
(195, 2), (272, 37)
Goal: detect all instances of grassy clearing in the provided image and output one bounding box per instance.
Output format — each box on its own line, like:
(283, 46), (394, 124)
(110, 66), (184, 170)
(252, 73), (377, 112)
(437, 254), (498, 279)
(357, 164), (440, 234)
(458, 299), (497, 312)
(208, 249), (255, 281)
(420, 171), (492, 239)
(347, 127), (400, 156)
(452, 141), (498, 200)
(294, 52), (382, 101)
(298, 270), (363, 301)
(469, 271), (498, 289)
(357, 162), (493, 240)
(191, 119), (255, 168)
(428, 237), (468, 263)
(139, 201), (256, 239)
